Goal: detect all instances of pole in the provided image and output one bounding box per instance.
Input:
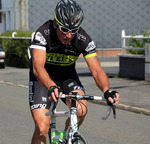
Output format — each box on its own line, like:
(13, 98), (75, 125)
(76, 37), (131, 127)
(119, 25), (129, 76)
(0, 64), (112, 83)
(145, 43), (150, 81)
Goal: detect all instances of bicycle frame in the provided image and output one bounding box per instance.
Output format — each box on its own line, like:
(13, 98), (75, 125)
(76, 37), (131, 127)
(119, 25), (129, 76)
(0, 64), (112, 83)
(67, 98), (79, 144)
(46, 92), (82, 144)
(46, 91), (116, 144)
(46, 102), (70, 143)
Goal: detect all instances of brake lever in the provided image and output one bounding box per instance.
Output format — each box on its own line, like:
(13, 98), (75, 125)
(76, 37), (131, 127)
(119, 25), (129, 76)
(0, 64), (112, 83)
(45, 98), (59, 116)
(112, 104), (116, 119)
(102, 96), (116, 120)
(52, 98), (59, 112)
(112, 96), (116, 119)
(101, 106), (112, 120)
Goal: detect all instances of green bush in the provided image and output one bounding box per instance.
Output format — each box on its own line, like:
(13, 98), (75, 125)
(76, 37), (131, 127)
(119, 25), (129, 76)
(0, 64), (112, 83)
(127, 30), (150, 55)
(1, 31), (33, 68)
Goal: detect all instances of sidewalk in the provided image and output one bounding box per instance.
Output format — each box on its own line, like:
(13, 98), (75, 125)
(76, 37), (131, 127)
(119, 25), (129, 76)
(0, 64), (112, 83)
(76, 57), (150, 116)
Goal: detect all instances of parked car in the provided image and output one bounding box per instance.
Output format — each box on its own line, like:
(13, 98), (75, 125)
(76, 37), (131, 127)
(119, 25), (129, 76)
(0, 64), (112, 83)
(0, 46), (6, 68)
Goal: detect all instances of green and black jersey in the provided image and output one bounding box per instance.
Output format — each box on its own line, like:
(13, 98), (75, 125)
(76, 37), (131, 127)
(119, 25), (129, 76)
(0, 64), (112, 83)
(30, 20), (97, 82)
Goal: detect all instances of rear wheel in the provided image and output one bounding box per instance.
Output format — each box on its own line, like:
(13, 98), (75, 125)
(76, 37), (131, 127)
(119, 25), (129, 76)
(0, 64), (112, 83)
(72, 133), (88, 144)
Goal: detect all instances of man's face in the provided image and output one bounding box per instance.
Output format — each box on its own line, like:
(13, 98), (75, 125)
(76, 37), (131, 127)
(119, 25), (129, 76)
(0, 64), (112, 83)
(54, 21), (79, 45)
(56, 27), (75, 45)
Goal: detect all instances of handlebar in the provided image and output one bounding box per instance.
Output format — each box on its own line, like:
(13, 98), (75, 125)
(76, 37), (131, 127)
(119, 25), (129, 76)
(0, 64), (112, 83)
(61, 94), (105, 101)
(46, 91), (117, 120)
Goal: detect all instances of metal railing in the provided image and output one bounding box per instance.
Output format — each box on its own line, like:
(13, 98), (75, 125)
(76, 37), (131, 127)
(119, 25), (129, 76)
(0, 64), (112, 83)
(0, 32), (35, 41)
(121, 30), (150, 55)
(0, 31), (35, 60)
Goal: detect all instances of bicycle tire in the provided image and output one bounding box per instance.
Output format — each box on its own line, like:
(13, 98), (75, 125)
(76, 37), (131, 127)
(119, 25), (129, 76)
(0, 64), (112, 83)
(72, 133), (88, 144)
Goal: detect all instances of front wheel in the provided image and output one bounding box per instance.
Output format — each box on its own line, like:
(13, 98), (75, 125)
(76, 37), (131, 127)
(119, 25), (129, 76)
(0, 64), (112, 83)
(72, 133), (88, 144)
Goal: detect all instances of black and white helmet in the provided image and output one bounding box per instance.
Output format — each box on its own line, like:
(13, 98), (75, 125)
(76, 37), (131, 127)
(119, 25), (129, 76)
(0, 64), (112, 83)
(54, 0), (84, 29)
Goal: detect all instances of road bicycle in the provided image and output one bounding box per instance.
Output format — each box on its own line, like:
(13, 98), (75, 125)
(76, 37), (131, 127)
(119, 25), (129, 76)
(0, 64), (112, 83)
(46, 91), (116, 144)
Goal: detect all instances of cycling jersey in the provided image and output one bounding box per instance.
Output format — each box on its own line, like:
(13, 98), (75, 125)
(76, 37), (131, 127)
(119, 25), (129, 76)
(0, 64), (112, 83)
(30, 20), (97, 82)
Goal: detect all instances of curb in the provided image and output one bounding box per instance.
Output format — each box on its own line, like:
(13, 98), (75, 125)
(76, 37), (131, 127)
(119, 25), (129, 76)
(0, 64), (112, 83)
(91, 100), (150, 116)
(76, 61), (119, 68)
(1, 80), (150, 116)
(0, 80), (29, 88)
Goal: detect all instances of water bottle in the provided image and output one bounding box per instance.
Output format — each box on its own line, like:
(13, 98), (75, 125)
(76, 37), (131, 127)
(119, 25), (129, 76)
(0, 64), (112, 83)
(51, 130), (60, 144)
(59, 131), (66, 142)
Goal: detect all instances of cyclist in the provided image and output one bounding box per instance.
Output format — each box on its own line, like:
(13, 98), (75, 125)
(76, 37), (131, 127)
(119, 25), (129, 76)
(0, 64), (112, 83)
(29, 0), (120, 143)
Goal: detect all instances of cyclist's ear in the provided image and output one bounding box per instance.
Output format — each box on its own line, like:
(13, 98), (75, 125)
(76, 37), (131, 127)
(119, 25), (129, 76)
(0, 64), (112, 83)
(53, 19), (57, 29)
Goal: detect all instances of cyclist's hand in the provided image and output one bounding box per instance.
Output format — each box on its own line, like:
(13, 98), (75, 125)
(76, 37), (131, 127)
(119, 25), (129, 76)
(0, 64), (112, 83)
(48, 85), (63, 102)
(104, 89), (120, 106)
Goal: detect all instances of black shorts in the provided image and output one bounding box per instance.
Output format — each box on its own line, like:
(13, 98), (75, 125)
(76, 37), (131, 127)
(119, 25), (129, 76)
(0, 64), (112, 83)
(29, 78), (85, 111)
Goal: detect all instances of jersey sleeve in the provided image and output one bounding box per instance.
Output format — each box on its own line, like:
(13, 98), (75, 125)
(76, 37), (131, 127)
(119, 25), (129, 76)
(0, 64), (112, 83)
(83, 40), (97, 59)
(77, 28), (97, 59)
(30, 27), (47, 51)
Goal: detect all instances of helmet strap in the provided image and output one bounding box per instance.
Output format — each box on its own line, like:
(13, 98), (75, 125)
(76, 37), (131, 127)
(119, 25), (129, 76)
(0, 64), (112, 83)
(53, 19), (57, 29)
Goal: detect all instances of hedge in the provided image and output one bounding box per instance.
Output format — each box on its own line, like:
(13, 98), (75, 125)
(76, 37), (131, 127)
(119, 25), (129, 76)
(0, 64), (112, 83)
(127, 30), (150, 55)
(1, 31), (34, 68)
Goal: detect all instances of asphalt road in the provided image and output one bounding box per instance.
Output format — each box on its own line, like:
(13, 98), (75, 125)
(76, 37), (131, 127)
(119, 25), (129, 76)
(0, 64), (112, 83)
(0, 83), (150, 144)
(0, 65), (150, 144)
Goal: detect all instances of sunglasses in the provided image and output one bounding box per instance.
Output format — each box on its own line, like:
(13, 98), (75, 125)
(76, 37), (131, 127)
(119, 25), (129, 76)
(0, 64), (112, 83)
(57, 23), (79, 34)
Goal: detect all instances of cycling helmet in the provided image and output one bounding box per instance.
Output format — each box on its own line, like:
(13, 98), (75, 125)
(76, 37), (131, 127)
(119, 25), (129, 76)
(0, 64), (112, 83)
(54, 0), (84, 29)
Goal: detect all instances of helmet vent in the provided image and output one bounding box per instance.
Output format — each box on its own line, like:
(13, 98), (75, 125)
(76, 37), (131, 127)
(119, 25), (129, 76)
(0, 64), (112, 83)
(55, 0), (84, 29)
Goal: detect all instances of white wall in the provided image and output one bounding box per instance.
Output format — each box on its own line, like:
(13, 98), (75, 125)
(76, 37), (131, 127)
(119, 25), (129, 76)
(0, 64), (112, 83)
(0, 0), (28, 34)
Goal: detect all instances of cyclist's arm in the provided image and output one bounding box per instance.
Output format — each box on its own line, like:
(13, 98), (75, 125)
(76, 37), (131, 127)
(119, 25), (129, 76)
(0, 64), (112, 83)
(32, 48), (61, 101)
(85, 56), (119, 105)
(85, 56), (109, 93)
(32, 48), (56, 89)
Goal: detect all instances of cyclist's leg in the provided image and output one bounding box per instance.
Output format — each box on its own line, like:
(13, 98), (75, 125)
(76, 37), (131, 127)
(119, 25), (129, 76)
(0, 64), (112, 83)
(61, 79), (87, 131)
(29, 81), (51, 144)
(66, 89), (87, 127)
(31, 109), (50, 144)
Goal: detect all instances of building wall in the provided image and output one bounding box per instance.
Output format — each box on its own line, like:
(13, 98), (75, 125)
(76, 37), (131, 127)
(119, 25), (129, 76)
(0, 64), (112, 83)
(0, 0), (12, 33)
(0, 0), (28, 34)
(1, 0), (150, 49)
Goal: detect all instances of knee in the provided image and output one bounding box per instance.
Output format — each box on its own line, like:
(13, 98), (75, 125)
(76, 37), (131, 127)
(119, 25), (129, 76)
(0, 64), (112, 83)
(77, 102), (87, 117)
(35, 120), (49, 140)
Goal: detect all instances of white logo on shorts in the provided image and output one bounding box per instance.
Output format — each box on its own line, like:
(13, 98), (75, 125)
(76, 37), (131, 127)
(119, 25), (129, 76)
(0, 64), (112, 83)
(68, 82), (74, 87)
(30, 104), (47, 110)
(29, 81), (34, 102)
(74, 86), (82, 90)
(42, 97), (47, 102)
